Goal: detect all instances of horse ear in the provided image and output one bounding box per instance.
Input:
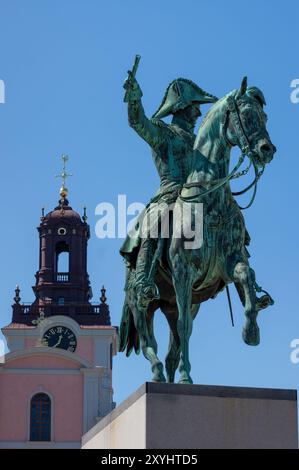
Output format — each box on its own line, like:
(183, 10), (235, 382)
(239, 76), (247, 96)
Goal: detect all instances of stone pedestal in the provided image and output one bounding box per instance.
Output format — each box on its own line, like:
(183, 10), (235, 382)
(82, 382), (298, 449)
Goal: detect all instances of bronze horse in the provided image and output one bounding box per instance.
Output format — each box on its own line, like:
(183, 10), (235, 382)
(119, 77), (276, 384)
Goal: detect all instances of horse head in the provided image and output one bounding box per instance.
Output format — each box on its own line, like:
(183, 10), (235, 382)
(225, 76), (276, 168)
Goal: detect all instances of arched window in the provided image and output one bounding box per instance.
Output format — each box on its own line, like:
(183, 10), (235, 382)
(55, 241), (69, 281)
(57, 251), (69, 272)
(30, 393), (51, 441)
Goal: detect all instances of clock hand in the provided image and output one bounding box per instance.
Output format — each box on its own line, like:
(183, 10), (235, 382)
(52, 335), (63, 347)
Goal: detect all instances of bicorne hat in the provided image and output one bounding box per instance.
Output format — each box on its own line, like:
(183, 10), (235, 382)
(152, 78), (218, 119)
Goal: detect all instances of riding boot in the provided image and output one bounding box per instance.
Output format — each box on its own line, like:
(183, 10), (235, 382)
(251, 270), (274, 311)
(135, 237), (159, 308)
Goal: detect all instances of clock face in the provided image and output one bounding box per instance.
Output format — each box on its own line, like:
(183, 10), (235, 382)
(43, 326), (77, 352)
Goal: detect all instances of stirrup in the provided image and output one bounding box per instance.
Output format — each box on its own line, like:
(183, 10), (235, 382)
(256, 294), (274, 311)
(254, 282), (274, 310)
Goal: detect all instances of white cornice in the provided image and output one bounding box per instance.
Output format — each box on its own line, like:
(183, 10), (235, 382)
(1, 346), (93, 368)
(2, 316), (117, 339)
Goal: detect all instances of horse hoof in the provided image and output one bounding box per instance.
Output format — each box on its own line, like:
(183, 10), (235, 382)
(178, 374), (193, 385)
(152, 373), (166, 383)
(151, 363), (166, 383)
(242, 320), (260, 346)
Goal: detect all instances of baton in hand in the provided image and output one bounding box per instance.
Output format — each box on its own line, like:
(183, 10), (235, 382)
(124, 54), (141, 102)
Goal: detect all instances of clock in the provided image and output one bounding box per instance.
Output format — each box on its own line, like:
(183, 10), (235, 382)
(42, 326), (77, 352)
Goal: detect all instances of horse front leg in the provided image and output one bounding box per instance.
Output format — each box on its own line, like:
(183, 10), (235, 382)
(233, 261), (260, 346)
(170, 247), (196, 384)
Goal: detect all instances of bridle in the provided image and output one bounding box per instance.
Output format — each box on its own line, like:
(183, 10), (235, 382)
(179, 93), (265, 210)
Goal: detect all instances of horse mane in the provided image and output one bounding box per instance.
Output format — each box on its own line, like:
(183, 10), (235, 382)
(200, 85), (264, 131)
(196, 90), (238, 147)
(200, 90), (235, 128)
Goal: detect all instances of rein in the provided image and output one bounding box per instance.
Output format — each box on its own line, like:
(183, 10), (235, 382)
(235, 162), (264, 210)
(178, 94), (265, 210)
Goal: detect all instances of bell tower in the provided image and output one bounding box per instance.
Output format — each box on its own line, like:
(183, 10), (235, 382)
(34, 196), (91, 305)
(34, 154), (91, 304)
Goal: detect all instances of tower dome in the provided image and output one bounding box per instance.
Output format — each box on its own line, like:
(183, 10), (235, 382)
(44, 198), (82, 225)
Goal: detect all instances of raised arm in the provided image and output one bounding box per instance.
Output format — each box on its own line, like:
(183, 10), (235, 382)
(123, 75), (164, 149)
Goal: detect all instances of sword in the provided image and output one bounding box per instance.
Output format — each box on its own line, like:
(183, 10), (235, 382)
(226, 285), (235, 327)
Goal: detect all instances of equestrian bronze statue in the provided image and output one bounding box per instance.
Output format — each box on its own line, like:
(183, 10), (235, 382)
(119, 56), (276, 384)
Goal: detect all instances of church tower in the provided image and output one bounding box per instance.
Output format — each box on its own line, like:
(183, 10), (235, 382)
(0, 156), (118, 449)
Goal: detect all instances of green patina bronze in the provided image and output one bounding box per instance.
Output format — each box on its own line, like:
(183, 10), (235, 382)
(119, 57), (276, 384)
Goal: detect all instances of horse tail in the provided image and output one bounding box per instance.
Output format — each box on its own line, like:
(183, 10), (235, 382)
(118, 297), (140, 357)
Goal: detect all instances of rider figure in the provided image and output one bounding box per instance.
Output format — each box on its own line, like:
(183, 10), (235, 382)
(121, 75), (218, 308)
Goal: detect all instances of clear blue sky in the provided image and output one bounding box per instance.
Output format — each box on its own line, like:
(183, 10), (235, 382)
(0, 0), (298, 406)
